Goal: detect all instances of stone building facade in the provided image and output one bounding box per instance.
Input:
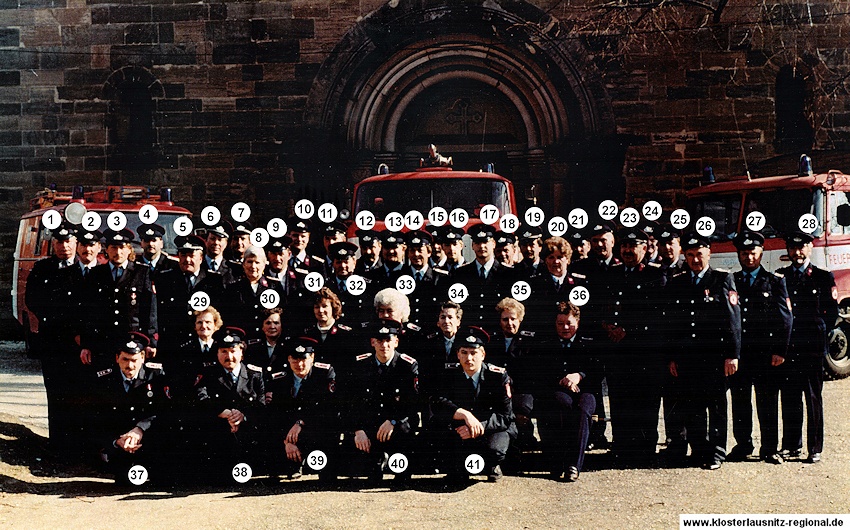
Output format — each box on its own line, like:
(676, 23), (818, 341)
(1, 0), (850, 325)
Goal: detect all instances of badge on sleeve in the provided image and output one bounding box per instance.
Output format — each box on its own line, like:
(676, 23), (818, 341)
(786, 297), (793, 311)
(728, 291), (738, 306)
(505, 384), (512, 399)
(832, 286), (838, 300)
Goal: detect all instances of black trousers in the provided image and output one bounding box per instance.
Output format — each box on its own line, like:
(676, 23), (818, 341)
(679, 368), (728, 463)
(431, 426), (511, 474)
(781, 355), (824, 454)
(728, 361), (756, 451)
(42, 352), (90, 453)
(607, 357), (662, 461)
(537, 390), (595, 473)
(753, 366), (782, 457)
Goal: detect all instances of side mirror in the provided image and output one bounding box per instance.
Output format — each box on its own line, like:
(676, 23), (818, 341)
(836, 203), (850, 226)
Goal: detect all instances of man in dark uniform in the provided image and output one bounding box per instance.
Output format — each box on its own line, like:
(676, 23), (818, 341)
(265, 235), (311, 331)
(154, 235), (226, 354)
(438, 226), (466, 273)
(90, 332), (172, 483)
(451, 224), (512, 329)
(430, 326), (515, 482)
(137, 223), (177, 276)
(405, 230), (448, 326)
(321, 221), (348, 278)
(418, 302), (464, 397)
(327, 241), (372, 324)
(265, 337), (340, 480)
(566, 230), (591, 263)
(288, 218), (325, 275)
(368, 231), (407, 289)
(202, 221), (239, 285)
(667, 233), (741, 470)
(639, 220), (661, 264)
(227, 221), (252, 264)
(600, 228), (667, 465)
(517, 229), (544, 279)
(729, 231), (793, 464)
(777, 230), (838, 464)
(354, 229), (383, 275)
(569, 221), (620, 277)
(347, 320), (420, 482)
(657, 225), (687, 280)
(494, 232), (520, 268)
(191, 327), (266, 478)
(25, 222), (79, 453)
(82, 228), (157, 369)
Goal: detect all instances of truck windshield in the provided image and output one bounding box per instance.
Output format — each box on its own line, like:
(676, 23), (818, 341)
(743, 189), (819, 238)
(354, 179), (511, 220)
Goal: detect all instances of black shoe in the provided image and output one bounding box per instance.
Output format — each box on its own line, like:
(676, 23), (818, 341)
(762, 453), (784, 465)
(566, 466), (580, 482)
(702, 459), (722, 470)
(487, 465), (503, 482)
(726, 445), (753, 462)
(286, 466), (303, 480)
(549, 469), (563, 481)
(779, 447), (802, 459)
(806, 452), (821, 464)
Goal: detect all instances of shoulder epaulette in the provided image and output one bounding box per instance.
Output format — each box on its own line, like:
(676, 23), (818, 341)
(427, 332), (439, 340)
(434, 268), (449, 275)
(312, 255), (324, 262)
(295, 267), (309, 275)
(399, 353), (417, 364)
(571, 273), (586, 280)
(444, 362), (460, 369)
(773, 272), (784, 278)
(405, 322), (421, 331)
(337, 324), (352, 331)
(247, 338), (262, 346)
(672, 271), (688, 279)
(314, 362), (331, 370)
(648, 262), (661, 268)
(519, 330), (535, 337)
(579, 336), (594, 342)
(203, 361), (217, 367)
(716, 267), (730, 273)
(144, 362), (162, 370)
(487, 364), (506, 373)
(361, 321), (370, 329)
(611, 263), (624, 269)
(356, 353), (373, 361)
(247, 364), (262, 372)
(97, 368), (112, 377)
(271, 371), (286, 380)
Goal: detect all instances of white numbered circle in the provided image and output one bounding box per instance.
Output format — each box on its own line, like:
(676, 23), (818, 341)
(799, 213), (819, 234)
(547, 216), (568, 237)
(317, 203), (338, 223)
(449, 208), (469, 229)
(745, 211), (766, 231)
(619, 207), (640, 228)
(670, 209), (691, 230)
(448, 283), (468, 304)
(465, 453), (485, 475)
(127, 465), (148, 486)
(524, 207), (545, 227)
(82, 211), (102, 231)
(201, 206), (221, 227)
(695, 216), (716, 237)
(304, 272), (325, 292)
(295, 199), (315, 220)
(404, 210), (424, 230)
(642, 201), (663, 221)
(189, 291), (210, 311)
(396, 275), (416, 295)
(511, 281), (532, 302)
(42, 210), (62, 230)
(345, 274), (368, 296)
(267, 217), (287, 238)
(499, 214), (520, 234)
(231, 202), (251, 223)
(479, 204), (500, 225)
(388, 453), (409, 474)
(259, 289), (280, 309)
(138, 204), (158, 225)
(568, 208), (589, 229)
(250, 227), (270, 248)
(598, 200), (619, 221)
(428, 207), (448, 227)
(569, 285), (590, 307)
(232, 462), (252, 483)
(307, 450), (328, 471)
(355, 210), (376, 231)
(107, 211), (127, 231)
(385, 212), (404, 232)
(173, 216), (193, 237)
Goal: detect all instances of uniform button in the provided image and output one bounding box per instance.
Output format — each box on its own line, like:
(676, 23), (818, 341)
(692, 334), (696, 338)
(690, 312), (694, 316)
(691, 322), (695, 327)
(115, 310), (120, 314)
(114, 299), (119, 304)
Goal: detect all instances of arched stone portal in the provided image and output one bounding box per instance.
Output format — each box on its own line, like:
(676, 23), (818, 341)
(304, 0), (625, 212)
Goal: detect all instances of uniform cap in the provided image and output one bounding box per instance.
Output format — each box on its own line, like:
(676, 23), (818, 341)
(405, 230), (433, 247)
(206, 220), (231, 238)
(231, 221), (252, 235)
(77, 228), (103, 244)
(442, 226), (465, 242)
(103, 228), (136, 245)
(733, 230), (765, 250)
(657, 225), (680, 243)
(323, 221), (347, 237)
(494, 232), (516, 246)
(639, 220), (660, 238)
(457, 326), (490, 348)
(213, 326), (246, 346)
(566, 230), (588, 246)
(380, 231), (405, 247)
(356, 229), (380, 245)
(266, 235), (293, 252)
(120, 332), (150, 355)
(617, 228), (649, 244)
(785, 230), (814, 246)
(518, 229), (543, 243)
(328, 241), (358, 259)
(287, 336), (319, 358)
(369, 319), (401, 338)
(287, 218), (311, 233)
(468, 223), (495, 243)
(681, 232), (711, 250)
(589, 221), (615, 236)
(174, 235), (206, 253)
(137, 223), (165, 241)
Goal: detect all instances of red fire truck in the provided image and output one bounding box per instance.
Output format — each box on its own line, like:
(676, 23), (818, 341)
(688, 156), (850, 378)
(13, 186), (191, 354)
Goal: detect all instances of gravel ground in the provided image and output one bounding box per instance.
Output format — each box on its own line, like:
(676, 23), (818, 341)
(0, 341), (848, 529)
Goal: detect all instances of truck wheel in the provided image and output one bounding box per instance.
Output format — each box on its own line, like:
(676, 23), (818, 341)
(826, 326), (850, 380)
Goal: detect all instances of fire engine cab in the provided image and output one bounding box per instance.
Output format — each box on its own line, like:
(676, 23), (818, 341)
(688, 155), (850, 378)
(12, 185), (191, 353)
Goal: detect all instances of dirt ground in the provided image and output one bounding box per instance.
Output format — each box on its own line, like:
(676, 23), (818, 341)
(1, 341), (848, 529)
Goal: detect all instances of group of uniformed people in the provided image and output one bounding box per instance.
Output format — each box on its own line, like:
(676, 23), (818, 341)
(25, 212), (836, 485)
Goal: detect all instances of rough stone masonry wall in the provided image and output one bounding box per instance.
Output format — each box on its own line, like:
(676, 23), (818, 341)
(1, 0), (850, 329)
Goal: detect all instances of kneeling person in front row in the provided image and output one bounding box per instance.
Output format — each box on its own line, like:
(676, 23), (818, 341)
(430, 326), (515, 482)
(90, 332), (172, 484)
(265, 337), (340, 480)
(347, 320), (420, 482)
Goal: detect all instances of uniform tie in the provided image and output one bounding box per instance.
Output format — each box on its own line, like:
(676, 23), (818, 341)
(113, 266), (123, 282)
(479, 266), (486, 280)
(209, 260), (218, 272)
(377, 364), (387, 376)
(186, 273), (196, 289)
(202, 344), (210, 354)
(124, 379), (132, 393)
(415, 271), (422, 282)
(229, 371), (237, 385)
(691, 274), (699, 286)
(745, 271), (754, 286)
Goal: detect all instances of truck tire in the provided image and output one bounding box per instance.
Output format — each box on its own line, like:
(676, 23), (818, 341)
(826, 326), (850, 379)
